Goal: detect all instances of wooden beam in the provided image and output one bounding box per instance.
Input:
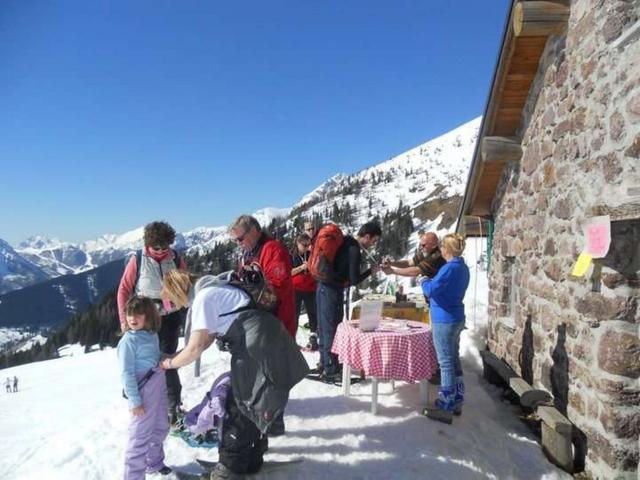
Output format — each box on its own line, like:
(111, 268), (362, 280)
(514, 1), (570, 37)
(592, 202), (640, 221)
(481, 136), (523, 163)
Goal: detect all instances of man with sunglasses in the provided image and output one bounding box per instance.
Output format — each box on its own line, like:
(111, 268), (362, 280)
(117, 220), (187, 425)
(382, 231), (445, 280)
(230, 214), (295, 437)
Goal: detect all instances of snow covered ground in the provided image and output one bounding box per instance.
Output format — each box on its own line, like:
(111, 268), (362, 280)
(0, 242), (571, 480)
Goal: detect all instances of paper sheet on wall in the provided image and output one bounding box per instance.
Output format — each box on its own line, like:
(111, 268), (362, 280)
(583, 216), (611, 258)
(571, 252), (593, 277)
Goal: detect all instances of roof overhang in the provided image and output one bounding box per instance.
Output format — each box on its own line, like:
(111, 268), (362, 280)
(457, 1), (569, 236)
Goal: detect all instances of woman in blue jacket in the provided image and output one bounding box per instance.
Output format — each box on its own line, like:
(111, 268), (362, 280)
(421, 233), (470, 424)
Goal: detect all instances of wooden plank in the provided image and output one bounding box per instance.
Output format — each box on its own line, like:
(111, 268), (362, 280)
(514, 1), (570, 37)
(538, 405), (573, 434)
(509, 377), (535, 397)
(480, 350), (518, 382)
(482, 136), (523, 163)
(592, 202), (640, 221)
(542, 422), (574, 473)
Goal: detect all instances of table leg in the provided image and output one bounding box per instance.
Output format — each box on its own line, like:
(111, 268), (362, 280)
(343, 364), (352, 397)
(371, 377), (379, 415)
(419, 379), (429, 406)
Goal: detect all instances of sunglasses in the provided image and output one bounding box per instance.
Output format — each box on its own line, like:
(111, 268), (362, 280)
(151, 245), (169, 251)
(235, 233), (246, 243)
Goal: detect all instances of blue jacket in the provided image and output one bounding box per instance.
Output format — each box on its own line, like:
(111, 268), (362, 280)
(117, 330), (161, 407)
(421, 257), (470, 324)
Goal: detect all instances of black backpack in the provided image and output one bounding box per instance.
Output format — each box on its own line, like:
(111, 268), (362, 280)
(217, 263), (278, 317)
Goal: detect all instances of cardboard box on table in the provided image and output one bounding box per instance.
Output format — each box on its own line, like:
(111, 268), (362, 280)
(351, 301), (430, 324)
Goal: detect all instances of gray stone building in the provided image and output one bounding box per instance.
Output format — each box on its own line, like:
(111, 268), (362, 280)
(458, 1), (639, 478)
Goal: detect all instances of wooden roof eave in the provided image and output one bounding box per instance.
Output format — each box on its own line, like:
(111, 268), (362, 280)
(456, 0), (517, 235)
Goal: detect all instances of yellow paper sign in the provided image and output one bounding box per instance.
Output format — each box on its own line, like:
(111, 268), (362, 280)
(571, 252), (593, 277)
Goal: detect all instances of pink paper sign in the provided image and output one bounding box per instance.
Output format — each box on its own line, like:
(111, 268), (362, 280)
(584, 216), (611, 258)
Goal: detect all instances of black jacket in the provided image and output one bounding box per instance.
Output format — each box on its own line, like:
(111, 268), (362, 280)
(332, 236), (371, 287)
(219, 309), (309, 433)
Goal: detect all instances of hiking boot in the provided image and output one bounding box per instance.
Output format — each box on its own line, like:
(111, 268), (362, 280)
(267, 416), (285, 436)
(210, 463), (242, 480)
(422, 405), (453, 424)
(320, 371), (341, 384)
(147, 465), (172, 476)
(306, 333), (319, 351)
(453, 376), (464, 416)
(423, 385), (456, 424)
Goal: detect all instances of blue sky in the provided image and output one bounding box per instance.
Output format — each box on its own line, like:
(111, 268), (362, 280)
(1, 0), (509, 245)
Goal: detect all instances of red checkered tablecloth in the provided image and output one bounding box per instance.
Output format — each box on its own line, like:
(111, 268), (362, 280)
(331, 320), (438, 382)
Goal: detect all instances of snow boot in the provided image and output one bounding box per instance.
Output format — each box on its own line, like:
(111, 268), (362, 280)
(306, 333), (319, 351)
(453, 376), (464, 416)
(423, 385), (456, 424)
(209, 463), (243, 480)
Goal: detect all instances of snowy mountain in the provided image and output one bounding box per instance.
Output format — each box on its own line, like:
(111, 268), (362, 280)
(0, 238), (48, 295)
(288, 117), (480, 235)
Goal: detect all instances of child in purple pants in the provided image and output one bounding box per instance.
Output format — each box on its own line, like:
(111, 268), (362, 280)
(118, 297), (172, 479)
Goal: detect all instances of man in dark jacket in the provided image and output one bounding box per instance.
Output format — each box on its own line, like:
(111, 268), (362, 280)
(382, 231), (446, 280)
(161, 282), (308, 480)
(316, 220), (382, 381)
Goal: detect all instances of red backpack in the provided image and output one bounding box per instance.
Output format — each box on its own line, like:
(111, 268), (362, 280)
(308, 224), (344, 283)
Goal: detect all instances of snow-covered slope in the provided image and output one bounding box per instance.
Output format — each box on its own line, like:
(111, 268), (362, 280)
(0, 243), (570, 480)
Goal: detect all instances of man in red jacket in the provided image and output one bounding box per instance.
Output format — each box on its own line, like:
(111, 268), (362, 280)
(229, 215), (296, 338)
(230, 214), (296, 437)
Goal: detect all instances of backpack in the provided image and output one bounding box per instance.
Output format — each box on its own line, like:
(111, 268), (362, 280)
(308, 223), (344, 283)
(216, 262), (279, 316)
(184, 372), (231, 437)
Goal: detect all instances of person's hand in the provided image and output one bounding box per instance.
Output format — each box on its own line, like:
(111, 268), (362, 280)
(302, 261), (308, 271)
(381, 265), (393, 275)
(160, 356), (174, 370)
(131, 405), (145, 417)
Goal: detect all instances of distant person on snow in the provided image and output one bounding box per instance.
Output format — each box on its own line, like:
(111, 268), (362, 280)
(117, 221), (187, 425)
(290, 233), (318, 351)
(160, 271), (308, 480)
(5, 377), (11, 393)
(421, 233), (470, 424)
(118, 296), (172, 479)
(12, 376), (18, 393)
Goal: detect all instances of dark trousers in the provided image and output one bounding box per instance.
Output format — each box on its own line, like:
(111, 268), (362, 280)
(316, 282), (344, 375)
(219, 390), (266, 474)
(158, 310), (184, 411)
(295, 290), (318, 333)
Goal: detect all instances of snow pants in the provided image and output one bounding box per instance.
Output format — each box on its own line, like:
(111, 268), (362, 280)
(124, 368), (169, 480)
(316, 282), (344, 375)
(218, 389), (267, 474)
(159, 310), (184, 411)
(295, 289), (318, 333)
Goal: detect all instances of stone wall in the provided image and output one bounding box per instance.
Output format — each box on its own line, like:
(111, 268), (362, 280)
(486, 1), (640, 478)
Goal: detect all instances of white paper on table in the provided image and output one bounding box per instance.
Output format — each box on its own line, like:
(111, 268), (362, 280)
(359, 301), (382, 332)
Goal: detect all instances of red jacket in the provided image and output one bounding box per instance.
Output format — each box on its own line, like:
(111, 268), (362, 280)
(242, 235), (296, 338)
